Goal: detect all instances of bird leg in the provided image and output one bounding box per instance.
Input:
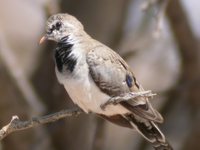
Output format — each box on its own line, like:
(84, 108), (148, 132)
(100, 90), (156, 110)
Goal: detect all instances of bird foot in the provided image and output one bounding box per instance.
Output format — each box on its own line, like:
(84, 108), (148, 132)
(100, 90), (156, 110)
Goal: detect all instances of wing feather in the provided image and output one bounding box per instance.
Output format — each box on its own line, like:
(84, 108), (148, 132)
(86, 43), (163, 123)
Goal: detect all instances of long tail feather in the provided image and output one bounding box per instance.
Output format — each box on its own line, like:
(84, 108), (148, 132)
(125, 114), (173, 150)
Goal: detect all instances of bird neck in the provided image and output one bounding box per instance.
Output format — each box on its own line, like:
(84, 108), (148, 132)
(54, 31), (91, 73)
(65, 30), (91, 45)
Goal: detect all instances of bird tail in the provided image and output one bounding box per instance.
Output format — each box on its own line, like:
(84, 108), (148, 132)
(125, 114), (173, 150)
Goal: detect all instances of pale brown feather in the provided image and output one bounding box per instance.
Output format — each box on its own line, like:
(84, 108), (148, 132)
(86, 40), (163, 123)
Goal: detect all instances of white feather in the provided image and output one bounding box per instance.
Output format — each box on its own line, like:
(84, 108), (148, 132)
(56, 47), (129, 116)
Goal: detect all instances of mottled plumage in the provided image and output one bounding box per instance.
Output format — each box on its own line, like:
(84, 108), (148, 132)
(40, 13), (173, 150)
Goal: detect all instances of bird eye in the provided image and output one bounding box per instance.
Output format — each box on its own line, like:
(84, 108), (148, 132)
(55, 22), (62, 30)
(47, 22), (62, 34)
(48, 28), (54, 34)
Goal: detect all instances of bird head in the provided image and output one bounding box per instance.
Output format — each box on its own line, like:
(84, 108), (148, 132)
(40, 13), (84, 44)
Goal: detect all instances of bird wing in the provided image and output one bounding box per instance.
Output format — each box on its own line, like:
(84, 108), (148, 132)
(86, 43), (163, 123)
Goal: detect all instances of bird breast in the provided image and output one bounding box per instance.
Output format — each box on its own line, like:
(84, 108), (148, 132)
(55, 55), (129, 116)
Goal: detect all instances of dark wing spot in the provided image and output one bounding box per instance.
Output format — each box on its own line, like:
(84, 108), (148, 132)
(126, 74), (133, 88)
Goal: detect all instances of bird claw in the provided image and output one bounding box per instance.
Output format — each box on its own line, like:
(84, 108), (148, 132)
(100, 90), (156, 110)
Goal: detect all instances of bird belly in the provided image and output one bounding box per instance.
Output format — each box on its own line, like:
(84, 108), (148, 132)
(56, 68), (129, 116)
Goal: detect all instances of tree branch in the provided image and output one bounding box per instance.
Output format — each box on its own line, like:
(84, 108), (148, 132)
(0, 90), (155, 141)
(0, 108), (83, 140)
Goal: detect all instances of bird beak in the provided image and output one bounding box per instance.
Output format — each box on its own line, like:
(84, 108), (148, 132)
(39, 35), (47, 44)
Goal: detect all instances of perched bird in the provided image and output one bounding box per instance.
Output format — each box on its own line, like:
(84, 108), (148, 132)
(40, 13), (173, 150)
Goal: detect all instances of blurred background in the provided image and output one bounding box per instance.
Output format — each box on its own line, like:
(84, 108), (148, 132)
(0, 0), (199, 149)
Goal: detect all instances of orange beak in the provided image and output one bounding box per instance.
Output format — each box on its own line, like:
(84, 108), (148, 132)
(39, 36), (47, 44)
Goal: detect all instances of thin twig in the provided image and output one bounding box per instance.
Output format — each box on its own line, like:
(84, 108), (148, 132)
(0, 108), (83, 140)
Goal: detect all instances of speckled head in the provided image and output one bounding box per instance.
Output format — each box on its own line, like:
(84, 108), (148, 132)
(40, 13), (84, 43)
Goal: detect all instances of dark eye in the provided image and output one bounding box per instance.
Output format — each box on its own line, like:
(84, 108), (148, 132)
(55, 22), (62, 30)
